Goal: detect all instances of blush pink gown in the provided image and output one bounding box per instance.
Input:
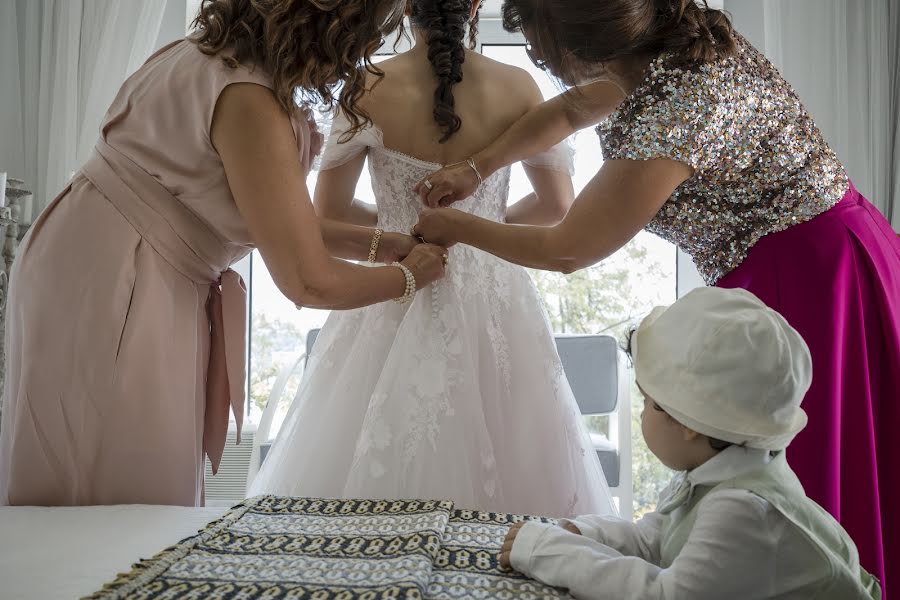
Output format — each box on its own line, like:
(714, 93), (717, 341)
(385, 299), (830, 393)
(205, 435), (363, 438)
(0, 39), (311, 506)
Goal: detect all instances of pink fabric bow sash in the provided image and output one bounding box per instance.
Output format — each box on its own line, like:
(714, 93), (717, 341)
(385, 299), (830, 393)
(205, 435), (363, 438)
(81, 140), (246, 474)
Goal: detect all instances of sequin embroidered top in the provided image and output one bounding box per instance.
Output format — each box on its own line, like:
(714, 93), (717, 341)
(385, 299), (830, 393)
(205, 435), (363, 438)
(597, 34), (848, 284)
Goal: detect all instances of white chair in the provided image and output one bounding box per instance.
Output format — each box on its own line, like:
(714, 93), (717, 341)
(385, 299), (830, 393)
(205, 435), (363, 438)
(252, 329), (633, 518)
(247, 349), (309, 492)
(246, 330), (320, 495)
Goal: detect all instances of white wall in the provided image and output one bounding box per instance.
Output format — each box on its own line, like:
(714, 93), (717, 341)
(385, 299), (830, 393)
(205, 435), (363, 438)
(723, 0), (765, 49)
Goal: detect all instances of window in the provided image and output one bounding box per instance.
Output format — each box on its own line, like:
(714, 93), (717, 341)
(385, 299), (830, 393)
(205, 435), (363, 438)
(248, 25), (684, 518)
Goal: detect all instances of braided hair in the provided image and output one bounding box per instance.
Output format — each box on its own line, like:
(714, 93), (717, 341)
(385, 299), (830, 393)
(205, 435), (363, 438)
(410, 0), (480, 142)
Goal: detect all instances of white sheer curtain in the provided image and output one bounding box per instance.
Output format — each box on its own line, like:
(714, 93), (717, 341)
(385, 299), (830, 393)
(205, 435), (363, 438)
(758, 0), (899, 230)
(0, 0), (168, 223)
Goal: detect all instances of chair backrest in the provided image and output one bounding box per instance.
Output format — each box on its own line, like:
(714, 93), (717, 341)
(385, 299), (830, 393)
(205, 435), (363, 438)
(554, 334), (621, 415)
(306, 329), (320, 362)
(305, 329), (620, 415)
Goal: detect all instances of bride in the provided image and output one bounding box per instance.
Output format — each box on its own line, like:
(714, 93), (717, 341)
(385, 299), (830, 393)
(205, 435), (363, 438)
(250, 0), (614, 517)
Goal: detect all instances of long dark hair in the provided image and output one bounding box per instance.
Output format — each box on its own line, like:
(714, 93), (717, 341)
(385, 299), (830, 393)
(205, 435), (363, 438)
(192, 0), (405, 136)
(503, 0), (736, 81)
(409, 0), (480, 143)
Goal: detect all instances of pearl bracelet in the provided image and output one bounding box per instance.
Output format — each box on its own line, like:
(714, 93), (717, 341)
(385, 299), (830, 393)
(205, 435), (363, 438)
(392, 262), (416, 304)
(368, 228), (383, 263)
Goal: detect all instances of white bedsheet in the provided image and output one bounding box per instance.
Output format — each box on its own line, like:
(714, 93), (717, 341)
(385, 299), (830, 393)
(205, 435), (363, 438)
(0, 505), (227, 600)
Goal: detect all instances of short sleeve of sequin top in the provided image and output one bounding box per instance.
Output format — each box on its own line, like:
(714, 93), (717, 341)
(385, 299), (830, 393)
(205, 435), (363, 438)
(597, 54), (725, 173)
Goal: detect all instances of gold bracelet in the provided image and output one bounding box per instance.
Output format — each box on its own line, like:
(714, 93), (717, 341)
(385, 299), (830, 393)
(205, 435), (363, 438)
(368, 228), (384, 263)
(466, 157), (484, 187)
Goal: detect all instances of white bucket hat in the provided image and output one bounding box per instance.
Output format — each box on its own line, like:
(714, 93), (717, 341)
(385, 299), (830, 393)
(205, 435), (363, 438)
(632, 287), (811, 451)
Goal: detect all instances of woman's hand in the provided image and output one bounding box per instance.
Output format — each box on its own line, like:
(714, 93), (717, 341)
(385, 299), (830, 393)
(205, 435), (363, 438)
(377, 232), (420, 263)
(414, 162), (480, 208)
(412, 208), (469, 247)
(401, 243), (448, 289)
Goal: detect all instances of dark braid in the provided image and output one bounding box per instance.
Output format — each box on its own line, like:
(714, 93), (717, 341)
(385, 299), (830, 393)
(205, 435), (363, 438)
(410, 0), (477, 143)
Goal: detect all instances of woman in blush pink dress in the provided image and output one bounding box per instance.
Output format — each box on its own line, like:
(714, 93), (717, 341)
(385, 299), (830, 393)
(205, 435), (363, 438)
(0, 0), (447, 508)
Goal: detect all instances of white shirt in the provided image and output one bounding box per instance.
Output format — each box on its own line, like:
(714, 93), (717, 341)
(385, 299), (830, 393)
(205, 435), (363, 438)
(510, 447), (830, 600)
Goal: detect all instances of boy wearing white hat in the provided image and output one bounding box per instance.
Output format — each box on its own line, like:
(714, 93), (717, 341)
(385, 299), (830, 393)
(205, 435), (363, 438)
(500, 287), (881, 599)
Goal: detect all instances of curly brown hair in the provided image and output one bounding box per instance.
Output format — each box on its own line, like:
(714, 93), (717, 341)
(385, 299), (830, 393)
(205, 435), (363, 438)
(191, 0), (405, 136)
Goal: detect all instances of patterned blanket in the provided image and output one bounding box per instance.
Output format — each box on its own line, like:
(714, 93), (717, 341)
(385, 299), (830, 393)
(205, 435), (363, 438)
(87, 496), (573, 600)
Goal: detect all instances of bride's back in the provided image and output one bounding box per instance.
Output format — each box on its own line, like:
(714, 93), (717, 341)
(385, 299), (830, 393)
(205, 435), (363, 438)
(361, 5), (542, 166)
(314, 2), (572, 233)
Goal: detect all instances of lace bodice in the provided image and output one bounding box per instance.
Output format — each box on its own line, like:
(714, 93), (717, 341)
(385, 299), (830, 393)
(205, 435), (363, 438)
(319, 112), (574, 235)
(367, 148), (512, 233)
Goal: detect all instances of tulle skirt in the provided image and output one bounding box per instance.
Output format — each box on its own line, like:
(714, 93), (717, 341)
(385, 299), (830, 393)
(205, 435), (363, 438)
(250, 246), (615, 519)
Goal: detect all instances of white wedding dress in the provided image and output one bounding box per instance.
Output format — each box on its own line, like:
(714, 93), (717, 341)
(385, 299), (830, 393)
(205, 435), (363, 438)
(249, 114), (615, 518)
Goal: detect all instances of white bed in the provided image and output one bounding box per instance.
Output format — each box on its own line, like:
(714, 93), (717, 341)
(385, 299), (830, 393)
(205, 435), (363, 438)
(0, 505), (227, 599)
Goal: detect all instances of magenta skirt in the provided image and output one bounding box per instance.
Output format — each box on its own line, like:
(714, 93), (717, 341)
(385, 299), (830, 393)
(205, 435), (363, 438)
(718, 182), (899, 595)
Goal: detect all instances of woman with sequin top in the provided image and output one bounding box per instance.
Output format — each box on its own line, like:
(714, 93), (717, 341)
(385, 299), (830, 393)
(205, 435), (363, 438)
(412, 0), (899, 593)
